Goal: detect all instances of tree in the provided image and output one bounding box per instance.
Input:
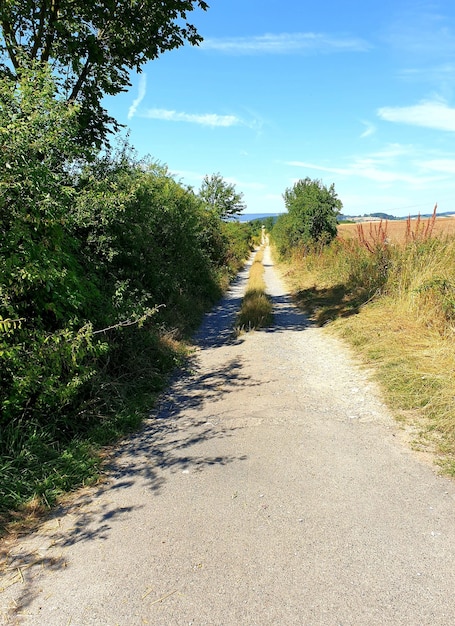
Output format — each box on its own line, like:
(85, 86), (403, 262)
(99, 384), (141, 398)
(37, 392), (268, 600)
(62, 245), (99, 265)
(282, 177), (342, 246)
(199, 173), (246, 220)
(0, 0), (209, 148)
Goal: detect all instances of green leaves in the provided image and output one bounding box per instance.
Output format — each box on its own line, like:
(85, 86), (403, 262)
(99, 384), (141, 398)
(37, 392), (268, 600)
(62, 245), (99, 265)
(199, 173), (246, 220)
(0, 0), (209, 147)
(0, 62), (257, 519)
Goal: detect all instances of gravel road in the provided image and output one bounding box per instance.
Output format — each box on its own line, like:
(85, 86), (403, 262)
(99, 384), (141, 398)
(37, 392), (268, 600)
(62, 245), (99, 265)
(2, 246), (455, 625)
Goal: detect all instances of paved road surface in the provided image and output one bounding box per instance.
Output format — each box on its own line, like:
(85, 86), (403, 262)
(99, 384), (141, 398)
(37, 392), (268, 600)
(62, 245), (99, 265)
(1, 247), (455, 625)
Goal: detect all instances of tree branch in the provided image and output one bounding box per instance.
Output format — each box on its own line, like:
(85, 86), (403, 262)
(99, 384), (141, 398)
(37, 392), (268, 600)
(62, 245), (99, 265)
(40, 0), (60, 62)
(31, 0), (50, 59)
(68, 24), (108, 102)
(68, 56), (92, 102)
(1, 17), (20, 71)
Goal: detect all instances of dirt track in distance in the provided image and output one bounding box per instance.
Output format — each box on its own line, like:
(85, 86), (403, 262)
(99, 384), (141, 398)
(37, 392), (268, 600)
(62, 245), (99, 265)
(1, 246), (455, 625)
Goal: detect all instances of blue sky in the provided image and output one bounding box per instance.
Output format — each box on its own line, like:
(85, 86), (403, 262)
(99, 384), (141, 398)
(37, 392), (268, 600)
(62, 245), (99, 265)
(106, 0), (455, 217)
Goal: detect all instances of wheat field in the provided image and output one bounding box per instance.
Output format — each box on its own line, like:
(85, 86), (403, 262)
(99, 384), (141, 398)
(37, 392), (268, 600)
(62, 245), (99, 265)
(338, 216), (455, 244)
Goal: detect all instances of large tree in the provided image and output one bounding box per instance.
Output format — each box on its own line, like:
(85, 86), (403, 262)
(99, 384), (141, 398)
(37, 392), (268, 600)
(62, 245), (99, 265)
(199, 173), (246, 220)
(0, 0), (209, 147)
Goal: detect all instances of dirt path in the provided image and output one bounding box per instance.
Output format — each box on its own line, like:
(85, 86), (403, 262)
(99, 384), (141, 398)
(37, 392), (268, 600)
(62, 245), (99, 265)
(2, 246), (455, 625)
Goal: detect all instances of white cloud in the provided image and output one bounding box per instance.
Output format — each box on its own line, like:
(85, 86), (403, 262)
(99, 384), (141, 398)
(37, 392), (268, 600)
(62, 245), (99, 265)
(263, 193), (284, 202)
(169, 171), (266, 192)
(368, 144), (415, 159)
(378, 99), (455, 132)
(127, 74), (147, 120)
(200, 32), (370, 55)
(386, 10), (455, 59)
(141, 108), (241, 127)
(287, 160), (351, 176)
(170, 169), (205, 185)
(224, 177), (266, 191)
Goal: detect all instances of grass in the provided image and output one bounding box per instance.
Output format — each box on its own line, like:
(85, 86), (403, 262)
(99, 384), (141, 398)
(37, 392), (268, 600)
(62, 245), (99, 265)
(0, 329), (190, 537)
(275, 220), (455, 475)
(236, 248), (273, 331)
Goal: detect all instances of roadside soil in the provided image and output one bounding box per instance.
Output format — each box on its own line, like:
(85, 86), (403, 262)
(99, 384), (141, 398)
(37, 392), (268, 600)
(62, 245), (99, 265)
(1, 246), (455, 625)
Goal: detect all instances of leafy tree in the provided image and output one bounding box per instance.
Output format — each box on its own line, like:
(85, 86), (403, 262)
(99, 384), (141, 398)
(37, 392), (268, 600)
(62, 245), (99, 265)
(199, 173), (246, 220)
(0, 0), (209, 147)
(276, 177), (342, 254)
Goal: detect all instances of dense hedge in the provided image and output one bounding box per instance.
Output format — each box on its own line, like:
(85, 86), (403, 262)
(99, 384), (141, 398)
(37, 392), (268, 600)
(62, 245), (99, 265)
(0, 66), (253, 516)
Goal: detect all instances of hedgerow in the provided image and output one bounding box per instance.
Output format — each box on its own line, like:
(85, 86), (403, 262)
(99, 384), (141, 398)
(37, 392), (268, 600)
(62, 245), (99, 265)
(0, 66), (252, 521)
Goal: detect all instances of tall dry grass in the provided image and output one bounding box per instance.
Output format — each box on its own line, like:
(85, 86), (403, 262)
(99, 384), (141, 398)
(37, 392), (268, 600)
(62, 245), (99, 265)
(277, 216), (455, 473)
(236, 249), (273, 331)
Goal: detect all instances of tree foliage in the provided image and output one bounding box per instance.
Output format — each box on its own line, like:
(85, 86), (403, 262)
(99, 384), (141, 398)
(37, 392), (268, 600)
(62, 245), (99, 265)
(273, 178), (342, 257)
(199, 173), (246, 220)
(0, 0), (209, 147)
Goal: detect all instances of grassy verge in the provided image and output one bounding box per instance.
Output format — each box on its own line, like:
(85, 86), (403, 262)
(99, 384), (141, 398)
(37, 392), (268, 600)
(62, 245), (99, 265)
(236, 248), (273, 331)
(275, 231), (455, 475)
(0, 328), (189, 537)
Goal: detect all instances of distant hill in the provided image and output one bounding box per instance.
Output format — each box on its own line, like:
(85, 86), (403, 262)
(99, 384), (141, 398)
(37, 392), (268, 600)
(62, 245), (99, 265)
(238, 212), (285, 223)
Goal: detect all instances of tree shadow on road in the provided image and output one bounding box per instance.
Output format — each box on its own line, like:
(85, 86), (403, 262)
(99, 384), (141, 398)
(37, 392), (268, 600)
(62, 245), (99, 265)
(1, 256), (258, 619)
(262, 293), (311, 333)
(106, 356), (253, 495)
(1, 355), (253, 619)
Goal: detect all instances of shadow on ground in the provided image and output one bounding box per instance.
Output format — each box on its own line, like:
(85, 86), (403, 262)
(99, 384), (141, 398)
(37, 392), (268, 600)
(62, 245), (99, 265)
(263, 293), (310, 333)
(293, 283), (373, 326)
(1, 356), (254, 619)
(1, 251), (320, 619)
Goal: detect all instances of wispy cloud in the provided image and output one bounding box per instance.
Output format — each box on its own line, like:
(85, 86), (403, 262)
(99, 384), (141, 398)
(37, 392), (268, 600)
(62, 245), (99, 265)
(200, 32), (370, 55)
(285, 156), (439, 186)
(399, 63), (455, 82)
(420, 159), (455, 174)
(170, 169), (205, 185)
(127, 74), (147, 120)
(170, 170), (266, 192)
(386, 10), (455, 58)
(360, 121), (376, 138)
(378, 99), (455, 132)
(141, 108), (241, 127)
(287, 160), (351, 176)
(224, 177), (266, 191)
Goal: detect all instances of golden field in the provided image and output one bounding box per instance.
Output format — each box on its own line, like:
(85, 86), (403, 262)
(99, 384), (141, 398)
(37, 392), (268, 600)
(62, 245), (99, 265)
(338, 215), (455, 244)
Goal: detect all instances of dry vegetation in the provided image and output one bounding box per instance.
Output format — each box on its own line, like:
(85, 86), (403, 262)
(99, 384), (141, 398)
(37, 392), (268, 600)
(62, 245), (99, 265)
(236, 248), (273, 331)
(277, 209), (455, 475)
